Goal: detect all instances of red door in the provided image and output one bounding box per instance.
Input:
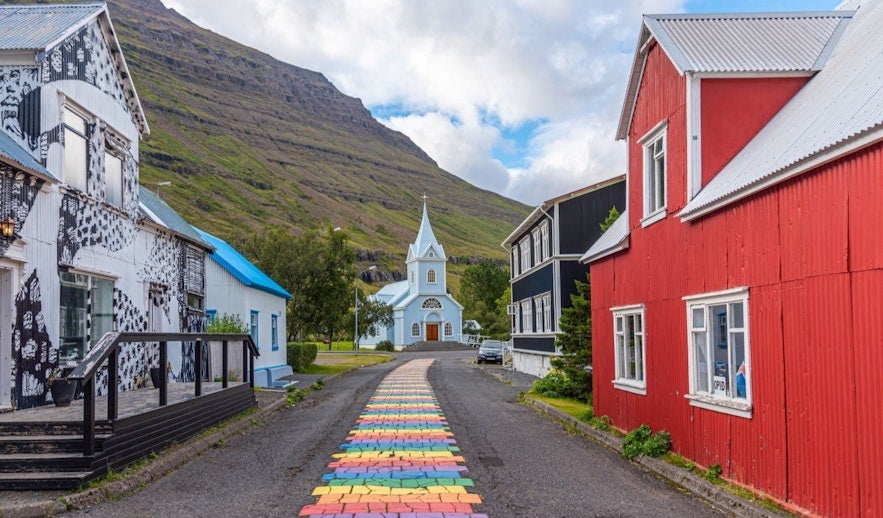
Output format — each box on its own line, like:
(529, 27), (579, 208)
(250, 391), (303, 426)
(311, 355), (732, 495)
(426, 324), (439, 341)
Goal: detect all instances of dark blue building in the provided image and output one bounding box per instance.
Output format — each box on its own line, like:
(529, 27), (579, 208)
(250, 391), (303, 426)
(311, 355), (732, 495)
(502, 176), (625, 377)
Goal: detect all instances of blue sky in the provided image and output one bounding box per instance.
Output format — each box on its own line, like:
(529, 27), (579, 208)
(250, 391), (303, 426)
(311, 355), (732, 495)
(165, 0), (842, 205)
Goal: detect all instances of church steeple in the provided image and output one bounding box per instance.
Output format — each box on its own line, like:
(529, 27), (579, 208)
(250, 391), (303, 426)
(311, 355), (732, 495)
(409, 199), (445, 260)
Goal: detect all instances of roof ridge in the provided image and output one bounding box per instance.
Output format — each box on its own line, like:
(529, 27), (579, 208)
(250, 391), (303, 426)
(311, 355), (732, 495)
(645, 11), (852, 20)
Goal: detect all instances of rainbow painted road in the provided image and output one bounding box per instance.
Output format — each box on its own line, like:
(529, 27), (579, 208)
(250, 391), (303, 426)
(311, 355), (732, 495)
(299, 359), (487, 518)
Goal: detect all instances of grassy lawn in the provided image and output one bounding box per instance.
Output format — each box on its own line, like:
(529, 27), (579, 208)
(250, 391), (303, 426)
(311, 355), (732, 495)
(306, 341), (359, 352)
(299, 353), (393, 375)
(526, 394), (592, 420)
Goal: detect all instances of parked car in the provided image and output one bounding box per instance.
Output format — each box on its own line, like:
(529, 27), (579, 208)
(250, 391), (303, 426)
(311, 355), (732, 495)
(477, 340), (504, 364)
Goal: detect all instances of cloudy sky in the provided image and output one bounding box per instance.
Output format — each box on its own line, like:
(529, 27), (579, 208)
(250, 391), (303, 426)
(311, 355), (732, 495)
(162, 0), (838, 205)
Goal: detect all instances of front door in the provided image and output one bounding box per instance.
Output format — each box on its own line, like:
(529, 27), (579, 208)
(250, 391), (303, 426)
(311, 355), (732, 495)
(426, 323), (439, 341)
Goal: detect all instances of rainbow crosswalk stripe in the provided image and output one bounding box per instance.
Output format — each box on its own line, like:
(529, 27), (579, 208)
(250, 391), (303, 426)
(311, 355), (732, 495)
(299, 359), (487, 518)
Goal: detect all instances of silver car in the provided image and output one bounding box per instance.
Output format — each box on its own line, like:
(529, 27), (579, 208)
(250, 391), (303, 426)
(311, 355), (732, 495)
(477, 340), (504, 364)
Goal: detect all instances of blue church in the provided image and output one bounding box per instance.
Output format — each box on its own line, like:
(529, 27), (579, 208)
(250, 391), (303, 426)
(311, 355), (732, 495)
(362, 203), (463, 347)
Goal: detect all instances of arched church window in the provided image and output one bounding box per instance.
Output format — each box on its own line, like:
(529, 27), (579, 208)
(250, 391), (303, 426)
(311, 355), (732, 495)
(421, 298), (442, 309)
(444, 323), (453, 336)
(427, 269), (437, 284)
(411, 323), (420, 336)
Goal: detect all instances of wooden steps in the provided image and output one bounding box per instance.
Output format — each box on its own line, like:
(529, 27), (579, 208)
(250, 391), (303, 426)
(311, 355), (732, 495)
(0, 383), (256, 490)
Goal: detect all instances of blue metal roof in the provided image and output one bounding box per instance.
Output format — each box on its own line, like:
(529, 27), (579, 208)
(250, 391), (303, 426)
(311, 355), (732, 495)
(0, 130), (56, 180)
(0, 3), (104, 51)
(195, 229), (292, 300)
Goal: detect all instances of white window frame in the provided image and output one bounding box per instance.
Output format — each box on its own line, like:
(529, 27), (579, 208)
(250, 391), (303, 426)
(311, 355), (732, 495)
(532, 228), (541, 265)
(250, 310), (259, 350)
(104, 131), (128, 207)
(520, 238), (531, 272)
(271, 314), (279, 351)
(534, 295), (544, 333)
(421, 297), (442, 309)
(542, 293), (552, 332)
(444, 322), (453, 336)
(639, 120), (667, 226)
(411, 322), (421, 337)
(511, 247), (519, 277)
(62, 106), (89, 193)
(514, 305), (521, 334)
(426, 268), (437, 284)
(540, 222), (550, 261)
(684, 287), (752, 419)
(521, 300), (533, 333)
(611, 304), (646, 395)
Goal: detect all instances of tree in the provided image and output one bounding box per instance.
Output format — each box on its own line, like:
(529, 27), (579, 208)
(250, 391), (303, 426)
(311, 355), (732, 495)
(600, 205), (621, 232)
(307, 227), (356, 345)
(551, 273), (593, 401)
(459, 259), (509, 334)
(242, 226), (355, 342)
(348, 294), (393, 343)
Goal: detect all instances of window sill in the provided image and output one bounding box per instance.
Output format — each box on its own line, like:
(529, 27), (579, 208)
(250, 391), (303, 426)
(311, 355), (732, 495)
(641, 208), (667, 228)
(685, 393), (752, 419)
(612, 380), (646, 395)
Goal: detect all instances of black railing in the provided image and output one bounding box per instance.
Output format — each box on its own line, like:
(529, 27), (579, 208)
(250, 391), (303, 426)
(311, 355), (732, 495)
(67, 332), (259, 456)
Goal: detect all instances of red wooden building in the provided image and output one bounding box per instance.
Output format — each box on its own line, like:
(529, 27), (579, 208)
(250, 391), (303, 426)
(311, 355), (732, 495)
(582, 4), (882, 516)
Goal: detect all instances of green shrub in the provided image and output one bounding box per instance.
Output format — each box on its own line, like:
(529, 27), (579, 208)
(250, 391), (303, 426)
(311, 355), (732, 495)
(704, 463), (723, 482)
(622, 424), (672, 459)
(530, 370), (585, 400)
(375, 340), (395, 352)
(287, 342), (318, 372)
(207, 313), (249, 333)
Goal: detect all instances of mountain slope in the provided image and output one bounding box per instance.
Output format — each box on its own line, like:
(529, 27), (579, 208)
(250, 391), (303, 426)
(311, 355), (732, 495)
(99, 0), (530, 274)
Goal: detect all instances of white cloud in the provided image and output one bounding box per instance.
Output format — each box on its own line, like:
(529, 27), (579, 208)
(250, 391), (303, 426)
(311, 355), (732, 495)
(161, 0), (688, 204)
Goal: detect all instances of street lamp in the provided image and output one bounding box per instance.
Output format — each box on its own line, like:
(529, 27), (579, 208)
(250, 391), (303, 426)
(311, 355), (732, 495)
(0, 217), (15, 238)
(354, 265), (377, 353)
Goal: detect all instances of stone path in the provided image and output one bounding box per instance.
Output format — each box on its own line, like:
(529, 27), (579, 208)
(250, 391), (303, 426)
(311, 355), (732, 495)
(299, 358), (486, 518)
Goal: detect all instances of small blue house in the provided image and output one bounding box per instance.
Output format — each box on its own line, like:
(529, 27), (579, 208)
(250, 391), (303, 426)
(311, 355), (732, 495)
(362, 203), (463, 347)
(196, 229), (293, 388)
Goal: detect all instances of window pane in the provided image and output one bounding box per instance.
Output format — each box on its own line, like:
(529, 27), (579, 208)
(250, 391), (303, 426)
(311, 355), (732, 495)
(634, 334), (644, 381)
(59, 273), (88, 363)
(105, 153), (123, 206)
(625, 315), (635, 379)
(90, 277), (114, 348)
(615, 315), (622, 332)
(733, 332), (747, 399)
(731, 301), (744, 328)
(691, 307), (704, 329)
(64, 128), (87, 192)
(64, 109), (86, 133)
(693, 331), (709, 392)
(634, 313), (642, 332)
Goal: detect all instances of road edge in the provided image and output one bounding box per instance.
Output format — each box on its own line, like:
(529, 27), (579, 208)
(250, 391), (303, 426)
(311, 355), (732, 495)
(522, 396), (788, 518)
(0, 390), (288, 518)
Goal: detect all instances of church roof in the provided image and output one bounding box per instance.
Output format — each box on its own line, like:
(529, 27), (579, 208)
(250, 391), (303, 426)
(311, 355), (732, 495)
(408, 202), (445, 260)
(373, 280), (409, 307)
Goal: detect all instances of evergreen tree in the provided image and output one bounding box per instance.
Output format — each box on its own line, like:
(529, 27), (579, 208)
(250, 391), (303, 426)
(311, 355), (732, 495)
(552, 274), (593, 401)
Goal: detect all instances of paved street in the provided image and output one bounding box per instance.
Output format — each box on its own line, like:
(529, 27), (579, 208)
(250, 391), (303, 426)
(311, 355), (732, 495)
(71, 351), (722, 517)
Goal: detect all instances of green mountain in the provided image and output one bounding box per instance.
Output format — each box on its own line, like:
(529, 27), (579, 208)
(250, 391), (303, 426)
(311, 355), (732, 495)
(98, 0), (529, 281)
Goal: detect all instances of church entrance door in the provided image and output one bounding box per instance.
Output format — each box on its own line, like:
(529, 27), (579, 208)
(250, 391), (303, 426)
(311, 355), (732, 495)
(426, 324), (439, 341)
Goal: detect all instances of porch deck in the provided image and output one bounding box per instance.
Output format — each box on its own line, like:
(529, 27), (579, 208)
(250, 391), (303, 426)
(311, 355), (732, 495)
(0, 382), (242, 424)
(0, 382), (256, 490)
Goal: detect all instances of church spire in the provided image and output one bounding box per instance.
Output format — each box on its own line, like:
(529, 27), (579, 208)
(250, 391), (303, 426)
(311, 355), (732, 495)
(409, 199), (445, 260)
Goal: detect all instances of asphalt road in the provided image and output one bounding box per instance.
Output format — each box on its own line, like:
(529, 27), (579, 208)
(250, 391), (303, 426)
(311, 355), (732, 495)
(71, 351), (723, 517)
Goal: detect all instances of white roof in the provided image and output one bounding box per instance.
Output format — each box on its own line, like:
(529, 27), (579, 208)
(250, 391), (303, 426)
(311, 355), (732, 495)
(579, 210), (630, 264)
(681, 1), (883, 219)
(617, 11), (853, 140)
(372, 281), (409, 307)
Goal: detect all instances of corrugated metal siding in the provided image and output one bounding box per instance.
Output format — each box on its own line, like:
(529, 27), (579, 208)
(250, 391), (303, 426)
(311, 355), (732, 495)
(512, 263), (553, 301)
(851, 270), (883, 516)
(782, 274), (858, 516)
(847, 145), (883, 271)
(558, 261), (587, 310)
(557, 181), (626, 254)
(700, 78), (809, 187)
(729, 283), (786, 496)
(777, 160), (848, 282)
(656, 15), (843, 72)
(0, 4), (103, 50)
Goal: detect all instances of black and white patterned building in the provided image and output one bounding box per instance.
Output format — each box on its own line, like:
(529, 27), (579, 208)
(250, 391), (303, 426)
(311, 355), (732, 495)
(0, 4), (211, 410)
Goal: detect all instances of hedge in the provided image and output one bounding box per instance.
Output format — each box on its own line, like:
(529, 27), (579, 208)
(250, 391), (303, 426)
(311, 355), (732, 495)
(287, 342), (318, 372)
